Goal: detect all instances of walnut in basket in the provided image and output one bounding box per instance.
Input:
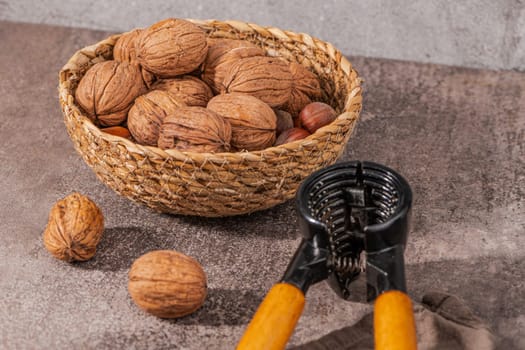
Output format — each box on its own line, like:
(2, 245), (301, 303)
(207, 93), (277, 151)
(152, 76), (213, 107)
(113, 29), (156, 87)
(75, 60), (146, 126)
(201, 38), (265, 94)
(157, 106), (232, 152)
(128, 90), (185, 146)
(223, 56), (293, 108)
(285, 62), (322, 117)
(136, 18), (208, 78)
(113, 29), (141, 62)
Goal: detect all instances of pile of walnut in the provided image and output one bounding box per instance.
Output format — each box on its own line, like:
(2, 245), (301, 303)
(75, 18), (337, 152)
(43, 192), (207, 319)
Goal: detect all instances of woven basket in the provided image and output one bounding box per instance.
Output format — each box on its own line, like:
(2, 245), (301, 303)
(58, 19), (362, 217)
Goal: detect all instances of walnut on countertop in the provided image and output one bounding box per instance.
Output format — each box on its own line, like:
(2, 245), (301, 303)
(128, 250), (207, 319)
(43, 192), (104, 262)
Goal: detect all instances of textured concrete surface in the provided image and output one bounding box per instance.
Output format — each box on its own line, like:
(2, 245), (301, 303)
(0, 21), (524, 349)
(1, 0), (525, 71)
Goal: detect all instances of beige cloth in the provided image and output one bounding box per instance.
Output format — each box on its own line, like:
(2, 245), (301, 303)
(293, 292), (496, 350)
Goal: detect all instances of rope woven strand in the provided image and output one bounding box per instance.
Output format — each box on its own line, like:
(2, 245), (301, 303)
(58, 19), (363, 217)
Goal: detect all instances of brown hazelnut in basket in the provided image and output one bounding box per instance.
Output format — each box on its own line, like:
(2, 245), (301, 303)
(275, 128), (311, 146)
(297, 102), (337, 133)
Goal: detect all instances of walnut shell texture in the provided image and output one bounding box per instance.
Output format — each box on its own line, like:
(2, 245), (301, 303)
(157, 106), (232, 152)
(128, 90), (185, 146)
(113, 29), (156, 87)
(223, 56), (293, 108)
(136, 18), (208, 78)
(75, 60), (146, 126)
(43, 192), (104, 262)
(152, 76), (213, 107)
(201, 38), (264, 94)
(113, 29), (142, 62)
(128, 250), (207, 319)
(207, 93), (277, 151)
(285, 62), (322, 116)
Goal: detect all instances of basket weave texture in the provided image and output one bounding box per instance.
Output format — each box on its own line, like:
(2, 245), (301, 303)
(58, 19), (363, 217)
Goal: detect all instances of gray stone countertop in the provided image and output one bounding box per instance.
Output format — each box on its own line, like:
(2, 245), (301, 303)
(0, 20), (523, 349)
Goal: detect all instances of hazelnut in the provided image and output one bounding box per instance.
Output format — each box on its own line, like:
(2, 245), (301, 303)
(275, 128), (311, 146)
(136, 18), (208, 78)
(128, 250), (207, 319)
(298, 102), (337, 133)
(43, 193), (104, 262)
(75, 60), (146, 126)
(207, 93), (277, 151)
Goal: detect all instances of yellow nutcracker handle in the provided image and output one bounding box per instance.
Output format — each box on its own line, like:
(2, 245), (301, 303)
(237, 282), (305, 350)
(374, 290), (417, 350)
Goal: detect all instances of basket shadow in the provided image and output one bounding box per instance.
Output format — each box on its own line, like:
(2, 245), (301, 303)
(74, 226), (168, 271)
(175, 199), (300, 240)
(171, 287), (263, 326)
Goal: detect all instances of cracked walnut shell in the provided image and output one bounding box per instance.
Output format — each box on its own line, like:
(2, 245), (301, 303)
(75, 60), (146, 126)
(136, 18), (208, 78)
(43, 193), (104, 262)
(157, 106), (232, 152)
(207, 93), (277, 151)
(128, 250), (207, 319)
(127, 90), (186, 146)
